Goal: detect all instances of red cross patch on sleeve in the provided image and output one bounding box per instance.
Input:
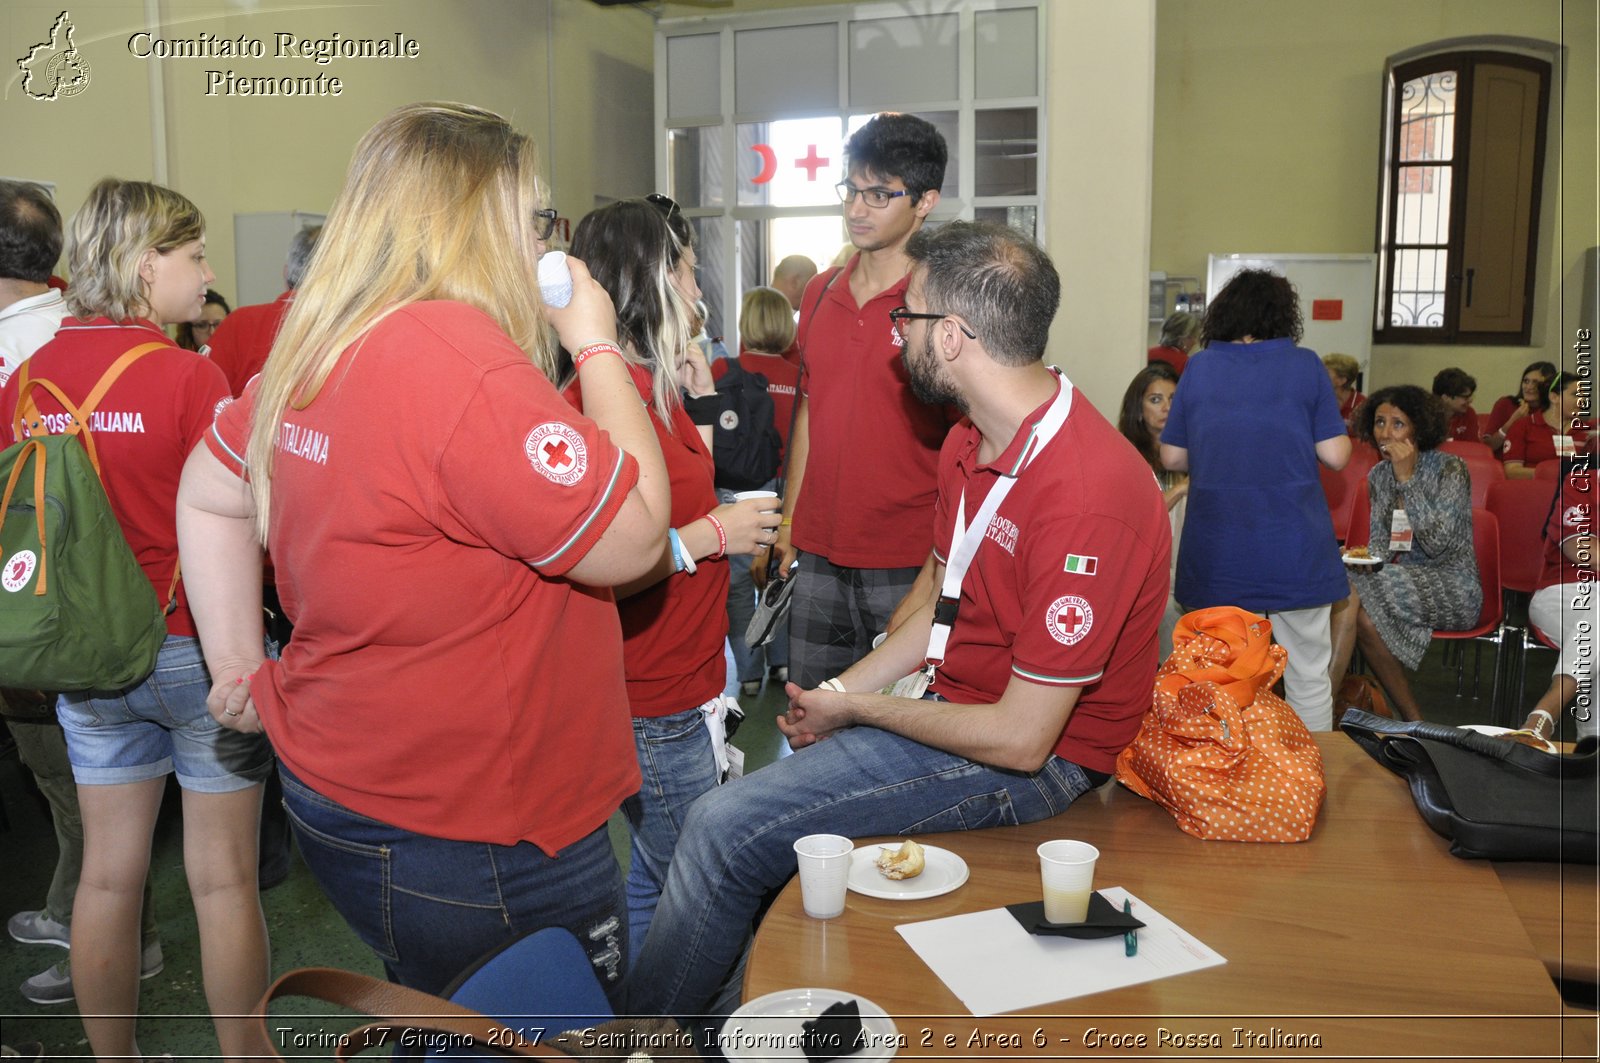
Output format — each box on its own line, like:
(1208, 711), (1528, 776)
(524, 422), (589, 486)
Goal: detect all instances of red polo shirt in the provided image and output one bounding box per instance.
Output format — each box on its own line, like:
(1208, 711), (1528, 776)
(1147, 344), (1187, 375)
(792, 258), (955, 568)
(1539, 468), (1595, 591)
(204, 290), (293, 397)
(205, 300), (640, 852)
(1445, 406), (1480, 443)
(567, 363), (727, 716)
(1504, 415), (1592, 467)
(717, 350), (800, 458)
(3, 318), (226, 637)
(929, 375), (1170, 775)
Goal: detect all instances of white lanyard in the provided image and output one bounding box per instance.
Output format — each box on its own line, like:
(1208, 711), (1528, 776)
(924, 373), (1074, 674)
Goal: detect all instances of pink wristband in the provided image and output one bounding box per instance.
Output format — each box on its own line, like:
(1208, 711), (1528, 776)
(705, 513), (727, 559)
(574, 342), (623, 370)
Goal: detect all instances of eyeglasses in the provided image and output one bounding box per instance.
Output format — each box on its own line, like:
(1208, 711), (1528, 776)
(836, 182), (909, 209)
(192, 321), (219, 331)
(889, 305), (976, 342)
(646, 193), (681, 219)
(533, 208), (559, 240)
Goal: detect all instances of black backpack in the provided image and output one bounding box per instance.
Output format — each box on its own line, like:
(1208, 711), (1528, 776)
(710, 360), (782, 492)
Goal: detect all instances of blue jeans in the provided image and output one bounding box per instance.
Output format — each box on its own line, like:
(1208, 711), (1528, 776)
(57, 635), (271, 792)
(623, 706), (721, 964)
(278, 763), (627, 1001)
(625, 725), (1097, 1016)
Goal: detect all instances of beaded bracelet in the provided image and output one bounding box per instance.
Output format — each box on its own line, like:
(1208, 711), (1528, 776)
(705, 513), (727, 559)
(574, 341), (623, 370)
(1528, 708), (1555, 736)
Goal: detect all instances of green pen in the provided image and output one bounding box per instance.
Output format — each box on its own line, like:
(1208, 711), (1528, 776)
(1123, 899), (1137, 957)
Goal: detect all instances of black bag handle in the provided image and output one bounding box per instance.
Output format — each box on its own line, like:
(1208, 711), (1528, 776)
(1341, 708), (1598, 780)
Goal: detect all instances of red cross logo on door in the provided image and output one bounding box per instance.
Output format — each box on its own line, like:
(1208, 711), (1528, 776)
(1045, 595), (1093, 646)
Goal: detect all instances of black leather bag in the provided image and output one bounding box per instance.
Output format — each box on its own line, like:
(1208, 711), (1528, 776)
(1340, 708), (1598, 862)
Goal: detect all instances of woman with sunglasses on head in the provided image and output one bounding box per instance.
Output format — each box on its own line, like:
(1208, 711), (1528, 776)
(1502, 372), (1592, 479)
(562, 196), (781, 959)
(0, 178), (269, 1061)
(177, 103), (671, 999)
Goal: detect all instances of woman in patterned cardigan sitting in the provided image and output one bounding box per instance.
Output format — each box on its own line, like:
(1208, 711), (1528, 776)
(1328, 385), (1481, 722)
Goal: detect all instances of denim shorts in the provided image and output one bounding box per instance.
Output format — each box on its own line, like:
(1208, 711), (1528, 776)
(57, 635), (272, 793)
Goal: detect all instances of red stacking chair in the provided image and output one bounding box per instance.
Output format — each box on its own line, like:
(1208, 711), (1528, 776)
(1486, 477), (1561, 721)
(1458, 455), (1504, 510)
(1440, 439), (1496, 464)
(1486, 478), (1557, 597)
(1430, 509), (1509, 713)
(1322, 446), (1378, 543)
(1343, 480), (1371, 547)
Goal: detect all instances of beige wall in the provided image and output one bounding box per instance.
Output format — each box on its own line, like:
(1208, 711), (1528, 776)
(1150, 0), (1593, 398)
(2, 0), (655, 304)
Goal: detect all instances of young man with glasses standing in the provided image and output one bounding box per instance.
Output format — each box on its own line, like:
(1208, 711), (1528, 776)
(762, 112), (953, 692)
(631, 221), (1170, 1022)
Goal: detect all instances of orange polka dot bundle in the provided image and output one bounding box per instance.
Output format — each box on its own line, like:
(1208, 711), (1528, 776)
(1114, 606), (1326, 842)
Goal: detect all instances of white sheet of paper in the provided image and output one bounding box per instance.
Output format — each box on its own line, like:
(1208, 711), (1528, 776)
(894, 886), (1226, 1016)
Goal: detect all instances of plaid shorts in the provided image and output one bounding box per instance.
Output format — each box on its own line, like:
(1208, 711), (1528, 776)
(788, 552), (922, 688)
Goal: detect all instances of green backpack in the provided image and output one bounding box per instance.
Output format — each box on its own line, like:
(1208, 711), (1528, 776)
(0, 344), (173, 691)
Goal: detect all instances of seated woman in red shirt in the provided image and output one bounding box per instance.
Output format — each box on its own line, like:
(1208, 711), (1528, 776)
(2, 179), (271, 1061)
(1323, 352), (1365, 434)
(562, 198), (780, 960)
(1482, 359), (1557, 451)
(177, 103), (672, 998)
(1504, 372), (1590, 479)
(1432, 367), (1480, 444)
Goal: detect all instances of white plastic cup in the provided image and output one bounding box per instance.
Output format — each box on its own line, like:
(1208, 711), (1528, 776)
(793, 834), (854, 919)
(537, 251), (573, 309)
(733, 489), (780, 512)
(1037, 840), (1099, 924)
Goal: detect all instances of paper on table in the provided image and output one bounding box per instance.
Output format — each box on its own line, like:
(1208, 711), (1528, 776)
(894, 886), (1225, 1016)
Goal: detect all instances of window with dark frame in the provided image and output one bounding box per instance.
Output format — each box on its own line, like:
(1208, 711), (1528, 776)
(1375, 50), (1551, 346)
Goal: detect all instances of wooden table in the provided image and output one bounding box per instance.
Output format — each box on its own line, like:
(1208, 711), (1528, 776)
(744, 735), (1597, 1060)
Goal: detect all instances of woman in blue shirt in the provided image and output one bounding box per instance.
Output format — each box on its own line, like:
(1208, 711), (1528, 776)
(1159, 269), (1352, 730)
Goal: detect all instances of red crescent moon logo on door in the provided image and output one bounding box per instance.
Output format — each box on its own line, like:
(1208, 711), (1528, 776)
(751, 143), (777, 185)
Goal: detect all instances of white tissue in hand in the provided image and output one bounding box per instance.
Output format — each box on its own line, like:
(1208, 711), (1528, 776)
(538, 251), (573, 308)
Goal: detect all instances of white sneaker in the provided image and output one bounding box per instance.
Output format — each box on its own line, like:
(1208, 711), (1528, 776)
(7, 910), (69, 949)
(19, 940), (164, 1005)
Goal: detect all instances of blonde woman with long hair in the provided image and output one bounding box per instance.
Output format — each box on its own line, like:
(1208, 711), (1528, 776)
(176, 102), (669, 997)
(560, 197), (780, 960)
(0, 178), (271, 1061)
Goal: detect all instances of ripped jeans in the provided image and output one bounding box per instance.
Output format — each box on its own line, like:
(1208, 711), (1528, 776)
(278, 762), (627, 1001)
(626, 725), (1096, 1017)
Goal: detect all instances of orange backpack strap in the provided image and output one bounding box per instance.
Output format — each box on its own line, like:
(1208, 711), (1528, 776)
(12, 341), (175, 605)
(15, 342), (169, 479)
(0, 440), (50, 596)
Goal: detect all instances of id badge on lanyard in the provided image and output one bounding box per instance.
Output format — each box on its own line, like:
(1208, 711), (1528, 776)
(922, 373), (1074, 687)
(1388, 507), (1414, 553)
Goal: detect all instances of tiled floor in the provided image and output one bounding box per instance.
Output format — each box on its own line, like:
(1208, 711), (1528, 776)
(0, 638), (1571, 1058)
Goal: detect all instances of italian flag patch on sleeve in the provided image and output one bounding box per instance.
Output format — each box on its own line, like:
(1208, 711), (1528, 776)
(1064, 554), (1098, 575)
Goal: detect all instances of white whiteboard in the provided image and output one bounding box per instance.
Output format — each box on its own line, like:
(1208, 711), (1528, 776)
(1207, 253), (1377, 383)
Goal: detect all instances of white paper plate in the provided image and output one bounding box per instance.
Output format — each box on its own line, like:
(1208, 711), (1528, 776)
(721, 987), (899, 1061)
(847, 843), (969, 900)
(1342, 554), (1382, 566)
(1460, 723), (1557, 753)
